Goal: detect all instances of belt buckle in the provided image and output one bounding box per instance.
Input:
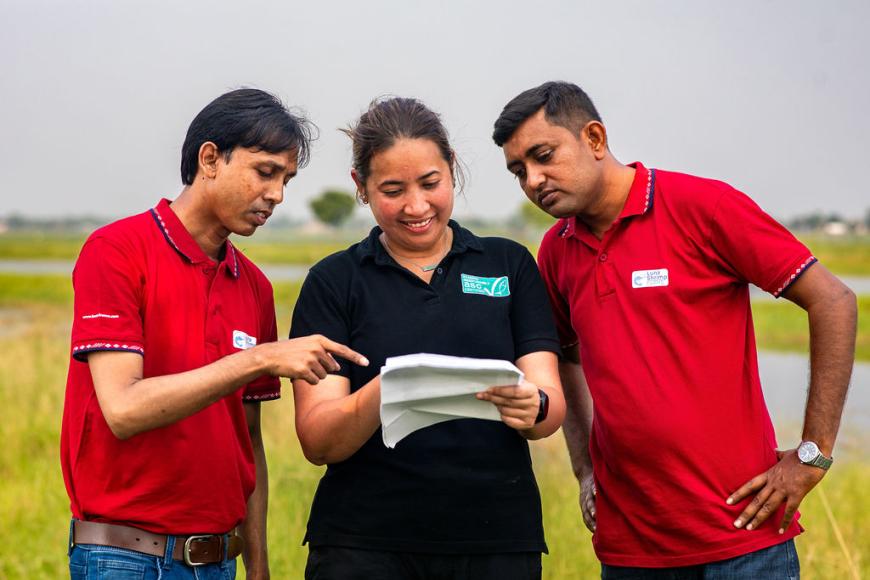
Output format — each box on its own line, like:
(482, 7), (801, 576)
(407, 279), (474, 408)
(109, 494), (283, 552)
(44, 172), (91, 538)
(183, 535), (216, 567)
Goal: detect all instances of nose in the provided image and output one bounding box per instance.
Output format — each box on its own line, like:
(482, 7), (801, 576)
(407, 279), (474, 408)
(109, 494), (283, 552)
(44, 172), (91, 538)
(403, 188), (430, 216)
(264, 184), (284, 206)
(526, 166), (546, 192)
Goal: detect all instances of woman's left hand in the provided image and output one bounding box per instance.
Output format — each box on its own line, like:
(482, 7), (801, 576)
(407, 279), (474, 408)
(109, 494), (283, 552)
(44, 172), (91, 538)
(476, 380), (540, 431)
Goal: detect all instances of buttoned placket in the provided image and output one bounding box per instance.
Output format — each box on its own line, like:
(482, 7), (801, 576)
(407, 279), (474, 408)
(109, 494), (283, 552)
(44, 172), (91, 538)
(574, 221), (622, 299)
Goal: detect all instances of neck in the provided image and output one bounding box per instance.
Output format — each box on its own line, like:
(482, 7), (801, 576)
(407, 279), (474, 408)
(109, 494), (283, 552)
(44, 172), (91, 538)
(579, 159), (636, 240)
(380, 226), (452, 271)
(171, 186), (229, 261)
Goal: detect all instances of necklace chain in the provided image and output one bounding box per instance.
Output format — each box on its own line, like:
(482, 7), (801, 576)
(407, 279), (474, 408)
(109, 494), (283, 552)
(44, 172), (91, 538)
(381, 229), (451, 273)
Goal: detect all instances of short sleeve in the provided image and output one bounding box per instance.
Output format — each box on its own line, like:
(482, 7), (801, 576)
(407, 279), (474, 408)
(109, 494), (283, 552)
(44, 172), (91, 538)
(509, 245), (561, 359)
(537, 229), (579, 349)
(243, 275), (281, 402)
(709, 188), (816, 298)
(289, 268), (352, 377)
(70, 236), (145, 362)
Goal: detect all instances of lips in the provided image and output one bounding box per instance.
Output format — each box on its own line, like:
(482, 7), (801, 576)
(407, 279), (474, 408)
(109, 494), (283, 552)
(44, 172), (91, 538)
(400, 216), (435, 232)
(537, 189), (558, 208)
(252, 210), (271, 226)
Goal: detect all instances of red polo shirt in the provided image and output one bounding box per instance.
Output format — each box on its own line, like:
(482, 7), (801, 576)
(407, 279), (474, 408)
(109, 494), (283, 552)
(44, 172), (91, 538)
(538, 163), (814, 567)
(60, 198), (280, 535)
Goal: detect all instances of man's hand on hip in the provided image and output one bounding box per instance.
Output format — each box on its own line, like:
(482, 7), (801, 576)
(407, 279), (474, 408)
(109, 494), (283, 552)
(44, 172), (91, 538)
(726, 448), (825, 533)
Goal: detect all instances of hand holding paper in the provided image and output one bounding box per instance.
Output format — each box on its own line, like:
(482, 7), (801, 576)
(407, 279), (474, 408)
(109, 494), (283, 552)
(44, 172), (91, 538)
(379, 353), (524, 448)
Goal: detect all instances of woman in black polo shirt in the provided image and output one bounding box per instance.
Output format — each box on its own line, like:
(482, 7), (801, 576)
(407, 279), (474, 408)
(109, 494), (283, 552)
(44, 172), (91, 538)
(290, 97), (566, 580)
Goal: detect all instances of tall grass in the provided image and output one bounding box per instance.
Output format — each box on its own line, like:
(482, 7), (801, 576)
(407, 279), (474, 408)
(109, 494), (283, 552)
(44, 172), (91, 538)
(0, 274), (867, 578)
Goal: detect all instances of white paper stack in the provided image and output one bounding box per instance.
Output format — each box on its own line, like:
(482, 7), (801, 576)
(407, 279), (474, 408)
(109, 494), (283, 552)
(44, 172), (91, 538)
(379, 353), (524, 448)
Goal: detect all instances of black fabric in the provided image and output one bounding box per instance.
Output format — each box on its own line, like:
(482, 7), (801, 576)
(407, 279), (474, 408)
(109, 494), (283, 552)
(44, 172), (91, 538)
(289, 221), (560, 554)
(305, 546), (543, 580)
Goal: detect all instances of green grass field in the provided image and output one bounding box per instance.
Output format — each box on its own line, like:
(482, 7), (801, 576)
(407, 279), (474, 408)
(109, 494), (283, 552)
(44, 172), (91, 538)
(0, 272), (867, 578)
(3, 232), (870, 275)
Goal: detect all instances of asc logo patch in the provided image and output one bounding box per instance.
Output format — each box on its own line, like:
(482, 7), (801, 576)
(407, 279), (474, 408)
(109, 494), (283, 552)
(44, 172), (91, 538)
(460, 273), (510, 297)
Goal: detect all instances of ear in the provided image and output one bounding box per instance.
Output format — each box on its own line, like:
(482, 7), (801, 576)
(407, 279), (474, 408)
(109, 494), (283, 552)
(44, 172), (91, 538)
(198, 142), (221, 180)
(351, 169), (368, 203)
(584, 122), (608, 161)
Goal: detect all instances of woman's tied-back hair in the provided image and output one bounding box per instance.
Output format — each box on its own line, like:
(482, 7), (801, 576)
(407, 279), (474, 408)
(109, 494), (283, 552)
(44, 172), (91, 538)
(342, 97), (465, 199)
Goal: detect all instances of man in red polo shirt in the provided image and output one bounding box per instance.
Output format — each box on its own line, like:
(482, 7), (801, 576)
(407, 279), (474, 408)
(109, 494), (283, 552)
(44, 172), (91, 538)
(492, 82), (857, 577)
(61, 89), (368, 580)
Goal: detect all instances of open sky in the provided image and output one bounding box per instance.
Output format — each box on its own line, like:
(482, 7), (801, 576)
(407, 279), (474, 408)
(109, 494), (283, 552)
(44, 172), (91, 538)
(2, 0), (868, 222)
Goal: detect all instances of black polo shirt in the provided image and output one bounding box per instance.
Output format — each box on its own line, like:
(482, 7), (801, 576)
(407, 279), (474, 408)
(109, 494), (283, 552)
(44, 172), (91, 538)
(289, 220), (560, 554)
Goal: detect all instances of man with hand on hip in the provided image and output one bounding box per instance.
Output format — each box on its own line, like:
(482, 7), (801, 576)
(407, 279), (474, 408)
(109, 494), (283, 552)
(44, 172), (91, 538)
(61, 88), (368, 580)
(492, 81), (856, 578)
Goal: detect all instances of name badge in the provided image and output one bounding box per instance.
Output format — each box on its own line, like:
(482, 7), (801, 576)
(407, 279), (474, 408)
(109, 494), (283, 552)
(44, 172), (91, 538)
(632, 268), (669, 289)
(461, 274), (511, 297)
(232, 330), (258, 350)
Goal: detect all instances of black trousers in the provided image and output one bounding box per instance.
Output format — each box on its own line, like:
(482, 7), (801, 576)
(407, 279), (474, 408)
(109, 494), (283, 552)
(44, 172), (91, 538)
(305, 546), (542, 580)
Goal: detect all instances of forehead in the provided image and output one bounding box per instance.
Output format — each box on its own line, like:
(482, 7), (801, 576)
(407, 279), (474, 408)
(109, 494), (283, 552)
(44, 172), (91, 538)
(503, 110), (575, 158)
(369, 138), (447, 178)
(232, 146), (299, 169)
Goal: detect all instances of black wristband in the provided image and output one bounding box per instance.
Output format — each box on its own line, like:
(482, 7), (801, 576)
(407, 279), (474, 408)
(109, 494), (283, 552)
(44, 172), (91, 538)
(535, 388), (549, 424)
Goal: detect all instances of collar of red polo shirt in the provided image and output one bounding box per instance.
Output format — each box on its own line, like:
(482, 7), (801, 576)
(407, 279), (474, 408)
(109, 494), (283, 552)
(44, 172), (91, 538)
(150, 198), (240, 278)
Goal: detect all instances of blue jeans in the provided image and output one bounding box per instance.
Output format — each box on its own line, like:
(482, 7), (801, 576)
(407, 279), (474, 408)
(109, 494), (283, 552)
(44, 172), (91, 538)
(601, 539), (799, 580)
(68, 522), (237, 580)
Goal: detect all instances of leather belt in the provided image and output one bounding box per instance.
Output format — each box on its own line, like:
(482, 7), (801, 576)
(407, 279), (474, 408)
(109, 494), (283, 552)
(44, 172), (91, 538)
(72, 520), (244, 566)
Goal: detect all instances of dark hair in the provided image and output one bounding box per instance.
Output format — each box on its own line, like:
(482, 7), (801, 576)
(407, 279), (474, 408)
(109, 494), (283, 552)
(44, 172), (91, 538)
(180, 88), (316, 185)
(492, 81), (602, 146)
(342, 97), (465, 197)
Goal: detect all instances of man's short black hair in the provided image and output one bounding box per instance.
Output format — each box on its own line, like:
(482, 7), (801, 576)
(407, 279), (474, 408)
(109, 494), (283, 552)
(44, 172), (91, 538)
(492, 81), (602, 146)
(180, 88), (315, 185)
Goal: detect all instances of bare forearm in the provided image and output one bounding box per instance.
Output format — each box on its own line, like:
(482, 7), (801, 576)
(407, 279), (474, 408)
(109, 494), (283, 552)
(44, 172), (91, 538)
(560, 359), (594, 479)
(241, 409), (270, 579)
(802, 287), (857, 455)
(296, 376), (382, 465)
(92, 348), (270, 439)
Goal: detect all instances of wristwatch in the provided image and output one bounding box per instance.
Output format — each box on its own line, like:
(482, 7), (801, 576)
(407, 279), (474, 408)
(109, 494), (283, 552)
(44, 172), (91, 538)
(535, 389), (550, 424)
(797, 441), (833, 470)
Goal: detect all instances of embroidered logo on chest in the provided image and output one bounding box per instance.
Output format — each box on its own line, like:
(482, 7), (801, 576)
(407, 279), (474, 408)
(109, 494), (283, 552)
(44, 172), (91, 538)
(460, 273), (511, 297)
(631, 269), (669, 289)
(232, 330), (258, 349)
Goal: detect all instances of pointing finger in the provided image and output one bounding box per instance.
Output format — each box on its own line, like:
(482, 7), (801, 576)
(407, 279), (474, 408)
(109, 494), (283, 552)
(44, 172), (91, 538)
(321, 338), (369, 367)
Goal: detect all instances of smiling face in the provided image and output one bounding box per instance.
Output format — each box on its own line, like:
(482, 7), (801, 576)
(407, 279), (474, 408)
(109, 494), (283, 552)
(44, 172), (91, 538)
(502, 109), (606, 219)
(206, 146), (299, 237)
(356, 138), (454, 257)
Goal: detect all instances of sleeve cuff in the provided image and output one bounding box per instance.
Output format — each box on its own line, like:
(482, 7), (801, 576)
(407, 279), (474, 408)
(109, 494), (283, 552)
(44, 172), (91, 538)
(71, 341), (144, 362)
(772, 256), (817, 298)
(242, 375), (282, 402)
(515, 337), (562, 360)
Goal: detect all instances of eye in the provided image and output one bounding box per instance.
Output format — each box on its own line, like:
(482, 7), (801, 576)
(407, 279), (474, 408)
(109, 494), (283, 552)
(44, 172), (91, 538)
(257, 168), (273, 179)
(536, 149), (553, 163)
(422, 180), (440, 190)
(513, 168), (527, 181)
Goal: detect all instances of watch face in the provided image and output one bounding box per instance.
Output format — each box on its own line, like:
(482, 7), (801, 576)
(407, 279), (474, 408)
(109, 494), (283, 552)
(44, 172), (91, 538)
(798, 441), (819, 463)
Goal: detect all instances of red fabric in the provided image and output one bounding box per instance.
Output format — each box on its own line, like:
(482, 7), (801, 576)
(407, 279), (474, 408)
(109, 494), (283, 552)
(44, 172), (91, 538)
(61, 198), (280, 535)
(538, 163), (813, 567)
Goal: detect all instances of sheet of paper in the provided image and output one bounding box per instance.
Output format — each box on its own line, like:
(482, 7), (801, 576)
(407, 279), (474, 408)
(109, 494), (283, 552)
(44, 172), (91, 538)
(379, 353), (524, 448)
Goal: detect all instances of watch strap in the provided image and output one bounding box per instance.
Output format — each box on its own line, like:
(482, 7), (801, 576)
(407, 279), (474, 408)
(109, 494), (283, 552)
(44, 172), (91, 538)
(535, 389), (549, 424)
(807, 453), (833, 470)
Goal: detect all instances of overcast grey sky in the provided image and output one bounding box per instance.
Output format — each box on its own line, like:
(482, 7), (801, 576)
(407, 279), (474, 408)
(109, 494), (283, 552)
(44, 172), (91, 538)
(2, 0), (868, 222)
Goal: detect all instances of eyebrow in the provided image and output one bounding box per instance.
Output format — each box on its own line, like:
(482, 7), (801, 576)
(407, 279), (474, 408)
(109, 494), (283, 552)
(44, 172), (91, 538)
(259, 160), (296, 179)
(378, 170), (441, 188)
(506, 144), (547, 171)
